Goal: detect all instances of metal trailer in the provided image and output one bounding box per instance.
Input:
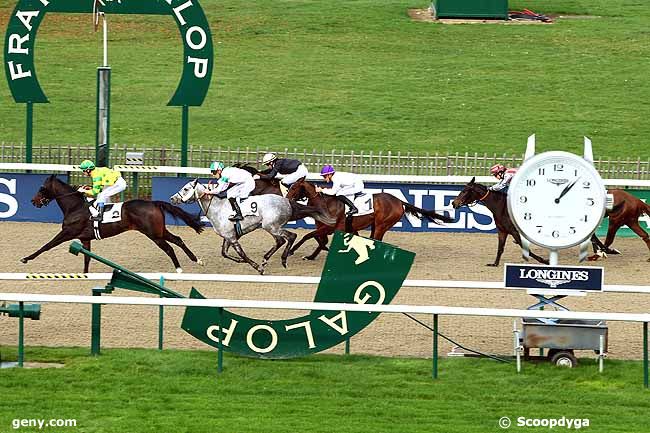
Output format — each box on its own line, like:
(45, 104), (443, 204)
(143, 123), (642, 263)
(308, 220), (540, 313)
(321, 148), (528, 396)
(519, 318), (608, 367)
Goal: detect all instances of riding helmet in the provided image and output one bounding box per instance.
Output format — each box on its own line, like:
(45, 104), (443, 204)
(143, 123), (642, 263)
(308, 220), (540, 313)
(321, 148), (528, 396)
(490, 163), (506, 175)
(262, 152), (277, 165)
(210, 161), (225, 171)
(320, 165), (335, 176)
(80, 160), (96, 171)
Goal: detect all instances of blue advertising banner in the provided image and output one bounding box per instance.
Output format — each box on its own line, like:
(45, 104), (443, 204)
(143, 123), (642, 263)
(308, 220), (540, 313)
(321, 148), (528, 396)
(0, 173), (69, 223)
(152, 177), (497, 233)
(504, 264), (604, 291)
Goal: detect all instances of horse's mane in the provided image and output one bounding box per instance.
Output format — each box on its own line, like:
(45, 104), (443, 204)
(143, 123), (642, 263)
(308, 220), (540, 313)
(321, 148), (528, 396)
(46, 174), (76, 192)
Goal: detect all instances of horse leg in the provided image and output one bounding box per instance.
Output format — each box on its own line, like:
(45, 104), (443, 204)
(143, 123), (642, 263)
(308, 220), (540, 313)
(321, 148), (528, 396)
(280, 230), (298, 268)
(21, 229), (78, 265)
(602, 223), (623, 255)
(230, 240), (261, 273)
(221, 238), (244, 263)
(260, 234), (286, 274)
(149, 237), (183, 273)
(82, 240), (92, 273)
(304, 230), (333, 261)
(626, 221), (650, 261)
(163, 229), (204, 266)
(488, 231), (509, 267)
(511, 232), (549, 265)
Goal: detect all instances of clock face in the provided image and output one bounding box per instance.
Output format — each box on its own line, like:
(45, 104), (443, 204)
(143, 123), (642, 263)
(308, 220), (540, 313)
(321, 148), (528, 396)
(508, 151), (607, 249)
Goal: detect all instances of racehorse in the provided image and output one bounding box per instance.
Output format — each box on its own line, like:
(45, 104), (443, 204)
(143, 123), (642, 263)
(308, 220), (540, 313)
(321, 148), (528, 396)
(170, 180), (336, 274)
(451, 177), (548, 266)
(23, 175), (205, 273)
(589, 189), (650, 261)
(285, 177), (454, 260)
(234, 163), (282, 195)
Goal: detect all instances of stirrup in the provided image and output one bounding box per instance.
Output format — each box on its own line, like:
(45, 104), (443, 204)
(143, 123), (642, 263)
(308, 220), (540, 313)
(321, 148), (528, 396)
(229, 213), (243, 221)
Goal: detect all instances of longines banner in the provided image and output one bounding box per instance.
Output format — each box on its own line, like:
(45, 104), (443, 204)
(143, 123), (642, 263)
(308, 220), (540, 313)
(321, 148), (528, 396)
(152, 177), (496, 233)
(181, 231), (415, 358)
(0, 173), (68, 222)
(505, 263), (604, 291)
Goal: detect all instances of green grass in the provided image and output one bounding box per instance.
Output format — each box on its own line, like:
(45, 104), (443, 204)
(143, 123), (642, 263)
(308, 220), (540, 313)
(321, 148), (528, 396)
(1, 0), (650, 158)
(0, 347), (649, 432)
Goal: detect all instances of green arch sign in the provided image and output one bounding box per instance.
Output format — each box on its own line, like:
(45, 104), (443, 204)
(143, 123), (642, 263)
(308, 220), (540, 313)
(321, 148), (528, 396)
(4, 0), (213, 106)
(182, 232), (415, 359)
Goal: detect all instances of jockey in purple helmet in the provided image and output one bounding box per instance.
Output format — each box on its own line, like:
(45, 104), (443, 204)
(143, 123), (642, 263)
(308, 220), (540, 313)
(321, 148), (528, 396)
(315, 165), (364, 217)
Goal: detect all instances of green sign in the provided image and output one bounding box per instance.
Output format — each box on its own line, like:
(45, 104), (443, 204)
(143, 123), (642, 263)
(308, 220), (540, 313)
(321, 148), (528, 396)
(4, 0), (213, 106)
(596, 189), (649, 237)
(182, 232), (415, 359)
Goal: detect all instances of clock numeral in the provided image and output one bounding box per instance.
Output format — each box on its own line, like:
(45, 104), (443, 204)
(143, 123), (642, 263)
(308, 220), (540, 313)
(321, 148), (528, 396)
(538, 168), (545, 175)
(583, 215), (588, 222)
(554, 164), (564, 172)
(523, 212), (532, 221)
(526, 179), (536, 187)
(586, 198), (594, 206)
(552, 230), (560, 238)
(574, 169), (578, 176)
(583, 181), (591, 189)
(519, 195), (527, 203)
(536, 225), (543, 233)
(570, 226), (576, 234)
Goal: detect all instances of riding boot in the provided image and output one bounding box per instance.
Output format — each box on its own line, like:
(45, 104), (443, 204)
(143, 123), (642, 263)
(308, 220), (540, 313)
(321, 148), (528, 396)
(338, 195), (358, 217)
(92, 203), (104, 222)
(228, 198), (244, 221)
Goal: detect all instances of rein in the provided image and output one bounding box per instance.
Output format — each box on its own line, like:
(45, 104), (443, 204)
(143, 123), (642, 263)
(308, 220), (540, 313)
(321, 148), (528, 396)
(464, 188), (490, 207)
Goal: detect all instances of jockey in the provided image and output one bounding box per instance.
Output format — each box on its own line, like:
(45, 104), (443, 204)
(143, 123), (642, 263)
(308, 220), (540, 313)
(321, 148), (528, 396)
(315, 165), (363, 217)
(488, 163), (517, 193)
(79, 160), (127, 221)
(256, 152), (309, 193)
(206, 161), (255, 221)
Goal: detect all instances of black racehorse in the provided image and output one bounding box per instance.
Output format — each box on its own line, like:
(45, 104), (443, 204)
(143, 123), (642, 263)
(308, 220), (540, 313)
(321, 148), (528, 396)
(452, 177), (548, 266)
(22, 175), (205, 272)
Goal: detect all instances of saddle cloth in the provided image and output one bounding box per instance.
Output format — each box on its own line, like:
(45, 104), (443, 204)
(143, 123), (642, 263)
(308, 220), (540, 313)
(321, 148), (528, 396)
(238, 197), (260, 217)
(89, 202), (124, 223)
(350, 193), (374, 216)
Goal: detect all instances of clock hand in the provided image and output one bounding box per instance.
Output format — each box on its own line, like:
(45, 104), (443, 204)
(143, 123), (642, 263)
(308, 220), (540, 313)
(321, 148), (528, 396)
(554, 177), (580, 204)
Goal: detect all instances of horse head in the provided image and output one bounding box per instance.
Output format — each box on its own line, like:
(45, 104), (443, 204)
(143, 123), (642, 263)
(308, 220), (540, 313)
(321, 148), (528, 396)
(31, 175), (56, 207)
(286, 177), (314, 201)
(452, 177), (488, 208)
(170, 179), (206, 204)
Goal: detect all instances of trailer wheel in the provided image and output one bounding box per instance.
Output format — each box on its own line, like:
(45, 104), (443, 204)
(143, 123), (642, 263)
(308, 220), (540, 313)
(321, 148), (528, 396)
(550, 351), (577, 368)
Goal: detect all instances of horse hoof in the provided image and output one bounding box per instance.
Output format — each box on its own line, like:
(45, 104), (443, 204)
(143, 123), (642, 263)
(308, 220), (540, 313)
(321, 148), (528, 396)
(176, 268), (183, 273)
(20, 258), (28, 264)
(302, 256), (314, 261)
(587, 255), (599, 261)
(196, 258), (205, 266)
(282, 260), (288, 268)
(486, 263), (498, 267)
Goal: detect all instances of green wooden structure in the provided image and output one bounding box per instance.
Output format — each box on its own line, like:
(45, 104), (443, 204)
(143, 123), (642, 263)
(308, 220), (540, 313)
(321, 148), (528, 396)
(434, 0), (508, 19)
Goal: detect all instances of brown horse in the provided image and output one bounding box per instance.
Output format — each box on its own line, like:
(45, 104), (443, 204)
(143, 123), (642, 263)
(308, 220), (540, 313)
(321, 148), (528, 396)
(286, 177), (454, 260)
(451, 177), (548, 266)
(589, 189), (650, 261)
(234, 163), (282, 195)
(23, 175), (205, 273)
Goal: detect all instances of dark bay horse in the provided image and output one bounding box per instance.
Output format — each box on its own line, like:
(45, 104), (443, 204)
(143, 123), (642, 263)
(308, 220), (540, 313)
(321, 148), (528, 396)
(23, 175), (205, 272)
(286, 178), (454, 260)
(451, 177), (548, 266)
(589, 189), (650, 261)
(234, 163), (282, 195)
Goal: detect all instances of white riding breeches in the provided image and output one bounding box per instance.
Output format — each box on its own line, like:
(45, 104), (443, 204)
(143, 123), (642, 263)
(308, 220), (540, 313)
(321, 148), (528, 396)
(96, 177), (127, 204)
(226, 178), (256, 200)
(335, 184), (363, 198)
(278, 164), (309, 185)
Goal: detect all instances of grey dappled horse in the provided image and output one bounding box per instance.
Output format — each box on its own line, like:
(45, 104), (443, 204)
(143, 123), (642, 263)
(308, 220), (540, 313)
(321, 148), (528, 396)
(170, 180), (335, 274)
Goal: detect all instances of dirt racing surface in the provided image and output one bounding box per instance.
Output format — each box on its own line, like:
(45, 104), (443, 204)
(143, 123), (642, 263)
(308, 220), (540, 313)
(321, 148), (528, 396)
(1, 222), (648, 360)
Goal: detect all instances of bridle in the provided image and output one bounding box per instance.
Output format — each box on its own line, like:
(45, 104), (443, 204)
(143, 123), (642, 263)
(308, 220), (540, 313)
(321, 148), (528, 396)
(35, 187), (83, 207)
(175, 179), (213, 216)
(461, 185), (490, 207)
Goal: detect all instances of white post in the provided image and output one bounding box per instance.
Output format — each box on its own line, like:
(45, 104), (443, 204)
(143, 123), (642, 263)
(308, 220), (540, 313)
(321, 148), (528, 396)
(549, 249), (559, 267)
(599, 334), (605, 373)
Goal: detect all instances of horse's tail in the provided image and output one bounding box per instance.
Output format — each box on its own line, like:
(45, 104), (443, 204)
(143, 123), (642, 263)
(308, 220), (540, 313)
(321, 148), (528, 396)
(289, 200), (337, 225)
(155, 201), (205, 234)
(402, 202), (454, 225)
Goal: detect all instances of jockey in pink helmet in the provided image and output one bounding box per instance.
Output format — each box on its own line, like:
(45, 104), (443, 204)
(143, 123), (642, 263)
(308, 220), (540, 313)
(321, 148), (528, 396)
(315, 165), (364, 217)
(488, 163), (517, 193)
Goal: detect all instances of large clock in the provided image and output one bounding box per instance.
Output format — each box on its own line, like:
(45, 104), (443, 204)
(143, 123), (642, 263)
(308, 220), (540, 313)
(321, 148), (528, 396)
(507, 151), (607, 250)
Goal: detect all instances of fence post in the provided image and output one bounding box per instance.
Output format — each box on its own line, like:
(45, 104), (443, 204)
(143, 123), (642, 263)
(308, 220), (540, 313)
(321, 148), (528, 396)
(432, 314), (438, 379)
(644, 322), (648, 389)
(158, 276), (165, 351)
(18, 301), (25, 367)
